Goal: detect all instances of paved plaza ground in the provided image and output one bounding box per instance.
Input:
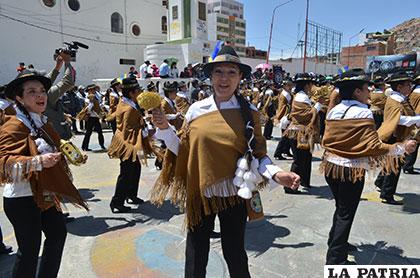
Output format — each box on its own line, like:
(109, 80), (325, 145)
(1, 127), (419, 278)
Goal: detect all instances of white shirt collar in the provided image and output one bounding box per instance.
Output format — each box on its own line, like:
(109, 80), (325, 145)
(341, 99), (368, 108)
(15, 107), (48, 135)
(0, 98), (13, 110)
(164, 97), (175, 109)
(122, 97), (138, 110)
(281, 89), (292, 102)
(177, 91), (188, 99)
(389, 90), (406, 102)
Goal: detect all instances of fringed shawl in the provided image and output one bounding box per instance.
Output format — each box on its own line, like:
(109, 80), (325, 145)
(151, 109), (268, 230)
(273, 93), (290, 125)
(378, 97), (416, 143)
(0, 117), (88, 211)
(175, 96), (190, 116)
(283, 100), (320, 150)
(409, 91), (420, 114)
(161, 98), (183, 130)
(321, 118), (404, 183)
(370, 91), (387, 114)
(108, 101), (154, 164)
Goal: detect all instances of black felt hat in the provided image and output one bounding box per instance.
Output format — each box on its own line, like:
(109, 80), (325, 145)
(147, 82), (156, 91)
(334, 68), (370, 87)
(85, 84), (97, 91)
(203, 45), (251, 78)
(178, 81), (187, 88)
(122, 77), (141, 91)
(5, 70), (52, 100)
(373, 76), (385, 86)
(110, 78), (121, 88)
(293, 73), (315, 83)
(387, 71), (412, 84)
(163, 81), (178, 92)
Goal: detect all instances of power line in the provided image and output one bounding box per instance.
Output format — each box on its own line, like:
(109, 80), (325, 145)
(0, 7), (166, 40)
(0, 13), (159, 46)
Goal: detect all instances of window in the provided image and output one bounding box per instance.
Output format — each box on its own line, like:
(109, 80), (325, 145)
(42, 0), (55, 7)
(198, 2), (206, 21)
(131, 24), (140, 36)
(162, 0), (168, 7)
(68, 0), (80, 11)
(161, 16), (168, 34)
(172, 6), (178, 20)
(119, 59), (136, 65)
(111, 12), (124, 34)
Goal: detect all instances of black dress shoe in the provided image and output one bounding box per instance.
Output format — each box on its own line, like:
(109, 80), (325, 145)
(110, 203), (132, 213)
(403, 169), (420, 174)
(126, 197), (145, 205)
(283, 152), (293, 157)
(301, 184), (312, 188)
(381, 197), (403, 205)
(284, 188), (301, 194)
(274, 155), (287, 160)
(82, 147), (92, 151)
(348, 243), (358, 252)
(0, 245), (13, 255)
(100, 145), (107, 150)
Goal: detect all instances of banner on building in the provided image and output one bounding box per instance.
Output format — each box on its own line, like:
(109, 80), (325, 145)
(366, 53), (418, 75)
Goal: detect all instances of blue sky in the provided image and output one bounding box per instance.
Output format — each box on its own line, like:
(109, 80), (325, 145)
(243, 0), (419, 59)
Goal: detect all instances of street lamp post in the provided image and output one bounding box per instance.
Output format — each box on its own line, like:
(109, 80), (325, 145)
(266, 0), (294, 64)
(347, 28), (365, 67)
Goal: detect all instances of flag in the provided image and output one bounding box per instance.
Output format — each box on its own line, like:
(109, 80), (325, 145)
(211, 41), (224, 61)
(338, 66), (349, 75)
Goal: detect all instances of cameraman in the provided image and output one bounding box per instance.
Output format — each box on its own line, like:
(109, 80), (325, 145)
(44, 51), (75, 140)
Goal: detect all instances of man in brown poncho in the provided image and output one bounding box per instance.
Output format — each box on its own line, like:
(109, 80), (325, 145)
(375, 72), (420, 205)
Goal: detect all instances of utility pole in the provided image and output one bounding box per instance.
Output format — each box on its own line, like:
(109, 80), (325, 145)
(302, 0), (309, 72)
(266, 0), (294, 64)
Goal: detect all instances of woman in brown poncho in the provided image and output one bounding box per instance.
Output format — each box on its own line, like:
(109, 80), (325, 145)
(151, 45), (300, 278)
(283, 73), (323, 193)
(0, 72), (88, 277)
(320, 69), (416, 265)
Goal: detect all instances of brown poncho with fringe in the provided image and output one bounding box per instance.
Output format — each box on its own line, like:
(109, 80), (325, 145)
(273, 93), (291, 125)
(283, 100), (320, 150)
(0, 117), (88, 211)
(0, 104), (16, 126)
(369, 91), (387, 114)
(161, 98), (183, 130)
(151, 109), (267, 230)
(321, 118), (404, 183)
(175, 95), (190, 116)
(378, 97), (416, 143)
(108, 101), (155, 164)
(409, 91), (420, 114)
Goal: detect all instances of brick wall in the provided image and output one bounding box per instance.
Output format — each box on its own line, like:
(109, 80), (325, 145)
(341, 42), (389, 68)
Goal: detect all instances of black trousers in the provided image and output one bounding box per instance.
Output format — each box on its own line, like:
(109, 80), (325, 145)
(403, 144), (419, 171)
(0, 225), (5, 249)
(319, 111), (326, 139)
(263, 119), (274, 139)
(325, 171), (364, 265)
(274, 131), (291, 157)
(185, 202), (250, 278)
(375, 137), (402, 199)
(71, 119), (78, 132)
(290, 139), (312, 187)
(110, 120), (117, 134)
(112, 159), (141, 205)
(373, 113), (383, 130)
(3, 197), (67, 278)
(82, 117), (104, 149)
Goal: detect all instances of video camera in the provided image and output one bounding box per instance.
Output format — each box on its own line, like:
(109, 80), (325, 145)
(54, 41), (89, 61)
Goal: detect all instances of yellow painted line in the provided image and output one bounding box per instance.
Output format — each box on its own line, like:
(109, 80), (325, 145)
(361, 191), (403, 203)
